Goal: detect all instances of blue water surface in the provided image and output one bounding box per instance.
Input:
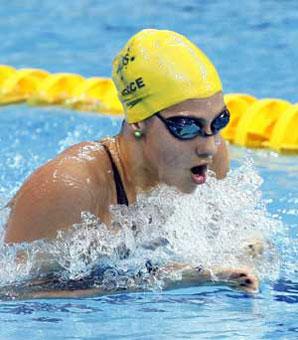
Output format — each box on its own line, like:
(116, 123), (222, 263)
(0, 0), (297, 339)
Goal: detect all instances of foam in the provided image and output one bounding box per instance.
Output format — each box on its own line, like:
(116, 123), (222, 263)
(0, 159), (285, 293)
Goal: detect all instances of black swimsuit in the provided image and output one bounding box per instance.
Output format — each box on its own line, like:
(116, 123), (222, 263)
(102, 144), (129, 206)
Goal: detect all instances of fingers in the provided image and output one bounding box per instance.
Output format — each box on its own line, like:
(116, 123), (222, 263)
(229, 271), (259, 293)
(243, 240), (265, 258)
(213, 268), (259, 293)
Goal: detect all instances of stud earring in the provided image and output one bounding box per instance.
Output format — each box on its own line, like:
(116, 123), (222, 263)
(134, 130), (143, 139)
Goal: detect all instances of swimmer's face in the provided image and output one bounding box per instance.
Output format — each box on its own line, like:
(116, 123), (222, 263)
(140, 92), (226, 193)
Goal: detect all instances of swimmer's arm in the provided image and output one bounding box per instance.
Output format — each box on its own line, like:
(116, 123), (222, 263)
(209, 135), (229, 179)
(10, 263), (258, 300)
(158, 263), (259, 293)
(4, 163), (104, 244)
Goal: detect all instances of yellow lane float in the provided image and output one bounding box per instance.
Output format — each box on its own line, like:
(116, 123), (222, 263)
(0, 68), (49, 104)
(64, 77), (123, 114)
(0, 65), (16, 88)
(29, 73), (85, 105)
(0, 65), (297, 154)
(233, 98), (292, 148)
(221, 93), (257, 142)
(267, 104), (298, 153)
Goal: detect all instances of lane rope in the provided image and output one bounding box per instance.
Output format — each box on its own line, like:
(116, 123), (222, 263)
(1, 65), (297, 154)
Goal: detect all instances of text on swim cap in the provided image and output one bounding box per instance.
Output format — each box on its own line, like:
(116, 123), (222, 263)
(121, 77), (145, 96)
(116, 49), (135, 74)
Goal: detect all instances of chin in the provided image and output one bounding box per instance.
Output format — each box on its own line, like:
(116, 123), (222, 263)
(178, 185), (197, 194)
(171, 180), (197, 194)
(162, 173), (197, 194)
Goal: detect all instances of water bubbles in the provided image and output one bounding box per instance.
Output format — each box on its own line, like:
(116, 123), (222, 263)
(58, 124), (103, 153)
(0, 159), (286, 294)
(7, 154), (24, 169)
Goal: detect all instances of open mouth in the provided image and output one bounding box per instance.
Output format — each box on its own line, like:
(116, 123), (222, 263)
(191, 164), (208, 185)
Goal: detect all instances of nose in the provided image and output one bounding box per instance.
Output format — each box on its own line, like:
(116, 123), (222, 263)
(195, 134), (219, 159)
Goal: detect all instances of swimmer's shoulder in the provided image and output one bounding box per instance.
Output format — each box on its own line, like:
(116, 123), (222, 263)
(31, 140), (115, 209)
(54, 141), (116, 196)
(5, 141), (114, 243)
(14, 141), (108, 193)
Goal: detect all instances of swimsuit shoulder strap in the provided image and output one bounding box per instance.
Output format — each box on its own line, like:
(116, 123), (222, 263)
(102, 144), (129, 206)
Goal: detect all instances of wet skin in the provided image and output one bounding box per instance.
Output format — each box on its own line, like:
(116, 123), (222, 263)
(3, 92), (260, 296)
(130, 91), (230, 193)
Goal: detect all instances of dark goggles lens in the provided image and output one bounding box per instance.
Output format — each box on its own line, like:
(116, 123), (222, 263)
(156, 109), (230, 140)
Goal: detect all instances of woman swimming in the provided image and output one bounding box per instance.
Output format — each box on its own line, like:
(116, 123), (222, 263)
(4, 29), (259, 298)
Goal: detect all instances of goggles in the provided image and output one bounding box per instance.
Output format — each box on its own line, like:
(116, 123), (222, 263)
(155, 109), (230, 140)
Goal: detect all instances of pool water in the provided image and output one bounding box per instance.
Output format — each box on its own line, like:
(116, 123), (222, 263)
(0, 0), (297, 339)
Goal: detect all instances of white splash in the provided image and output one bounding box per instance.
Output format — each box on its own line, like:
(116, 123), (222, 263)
(0, 159), (286, 292)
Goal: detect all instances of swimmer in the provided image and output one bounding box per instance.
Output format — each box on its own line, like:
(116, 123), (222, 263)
(3, 29), (260, 298)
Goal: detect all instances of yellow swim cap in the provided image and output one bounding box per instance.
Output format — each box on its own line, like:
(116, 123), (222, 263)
(112, 29), (222, 123)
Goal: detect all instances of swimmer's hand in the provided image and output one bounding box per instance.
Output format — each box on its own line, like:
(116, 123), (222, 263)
(242, 238), (265, 258)
(210, 267), (259, 293)
(158, 263), (259, 294)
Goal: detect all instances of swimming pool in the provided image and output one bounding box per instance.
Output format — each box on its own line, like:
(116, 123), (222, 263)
(0, 0), (297, 338)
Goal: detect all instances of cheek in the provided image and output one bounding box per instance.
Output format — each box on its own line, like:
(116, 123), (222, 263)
(160, 143), (185, 166)
(144, 120), (194, 169)
(148, 133), (190, 167)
